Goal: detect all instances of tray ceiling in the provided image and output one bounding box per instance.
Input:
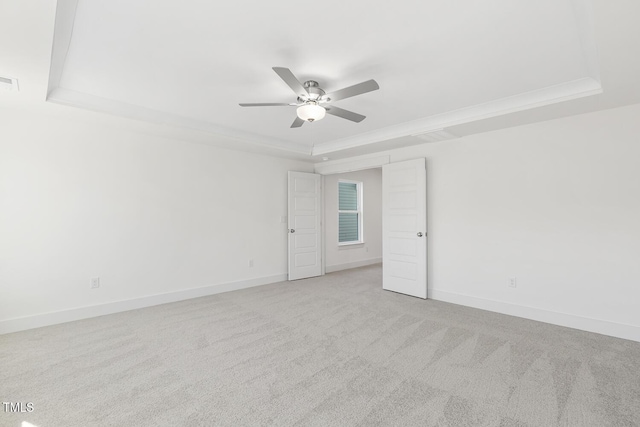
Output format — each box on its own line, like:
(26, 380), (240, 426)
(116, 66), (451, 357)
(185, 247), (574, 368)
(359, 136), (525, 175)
(47, 0), (601, 156)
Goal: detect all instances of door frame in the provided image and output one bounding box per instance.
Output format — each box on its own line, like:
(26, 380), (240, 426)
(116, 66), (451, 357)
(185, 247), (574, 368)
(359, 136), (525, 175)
(321, 174), (326, 276)
(312, 154), (428, 296)
(315, 154), (392, 278)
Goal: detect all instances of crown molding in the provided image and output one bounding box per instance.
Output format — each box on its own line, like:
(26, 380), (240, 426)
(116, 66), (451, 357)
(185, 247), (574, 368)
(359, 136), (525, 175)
(312, 77), (602, 156)
(47, 88), (311, 155)
(47, 76), (602, 159)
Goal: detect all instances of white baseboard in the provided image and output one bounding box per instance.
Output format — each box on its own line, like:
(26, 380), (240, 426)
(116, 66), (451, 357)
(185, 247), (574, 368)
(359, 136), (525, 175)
(326, 258), (382, 273)
(429, 289), (640, 343)
(0, 274), (287, 336)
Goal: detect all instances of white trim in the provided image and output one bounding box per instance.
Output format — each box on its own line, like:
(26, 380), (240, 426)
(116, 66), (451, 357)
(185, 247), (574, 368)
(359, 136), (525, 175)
(0, 274), (287, 335)
(326, 258), (382, 273)
(312, 77), (602, 155)
(320, 174), (326, 276)
(315, 155), (390, 175)
(47, 88), (311, 155)
(429, 289), (640, 343)
(48, 0), (79, 96)
(338, 241), (364, 247)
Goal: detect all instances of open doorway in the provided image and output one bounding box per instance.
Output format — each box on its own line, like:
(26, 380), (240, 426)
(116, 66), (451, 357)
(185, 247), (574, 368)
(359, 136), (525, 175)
(322, 168), (382, 273)
(292, 157), (427, 298)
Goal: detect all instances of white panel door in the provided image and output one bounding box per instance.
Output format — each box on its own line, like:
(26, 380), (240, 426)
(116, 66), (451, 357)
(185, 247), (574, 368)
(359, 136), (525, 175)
(382, 158), (427, 298)
(288, 171), (322, 281)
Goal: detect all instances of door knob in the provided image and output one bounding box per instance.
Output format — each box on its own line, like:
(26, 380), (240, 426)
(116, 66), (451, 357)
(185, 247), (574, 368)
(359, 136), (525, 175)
(290, 229), (296, 233)
(417, 232), (423, 237)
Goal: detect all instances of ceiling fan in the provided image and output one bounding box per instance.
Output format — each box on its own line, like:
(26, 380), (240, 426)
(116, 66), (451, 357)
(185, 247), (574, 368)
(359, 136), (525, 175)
(239, 67), (379, 128)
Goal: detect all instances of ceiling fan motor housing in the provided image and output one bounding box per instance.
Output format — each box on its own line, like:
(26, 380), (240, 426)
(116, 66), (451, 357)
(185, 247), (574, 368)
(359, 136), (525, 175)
(303, 80), (326, 101)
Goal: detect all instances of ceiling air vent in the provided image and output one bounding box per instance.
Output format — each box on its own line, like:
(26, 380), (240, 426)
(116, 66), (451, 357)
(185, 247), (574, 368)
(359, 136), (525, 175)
(0, 76), (19, 92)
(412, 129), (458, 143)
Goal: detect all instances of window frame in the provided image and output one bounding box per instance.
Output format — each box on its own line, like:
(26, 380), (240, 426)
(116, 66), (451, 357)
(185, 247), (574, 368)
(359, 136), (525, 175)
(337, 179), (364, 246)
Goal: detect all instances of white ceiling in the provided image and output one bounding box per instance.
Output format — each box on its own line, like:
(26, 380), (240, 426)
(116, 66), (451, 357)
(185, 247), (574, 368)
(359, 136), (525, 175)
(2, 1), (640, 161)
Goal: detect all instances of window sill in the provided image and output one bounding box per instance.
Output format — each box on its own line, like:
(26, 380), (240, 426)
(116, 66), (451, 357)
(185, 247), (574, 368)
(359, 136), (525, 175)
(338, 241), (364, 247)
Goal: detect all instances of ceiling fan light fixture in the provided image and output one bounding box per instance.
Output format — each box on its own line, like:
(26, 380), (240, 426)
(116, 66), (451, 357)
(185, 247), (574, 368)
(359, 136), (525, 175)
(297, 103), (326, 122)
(240, 67), (379, 127)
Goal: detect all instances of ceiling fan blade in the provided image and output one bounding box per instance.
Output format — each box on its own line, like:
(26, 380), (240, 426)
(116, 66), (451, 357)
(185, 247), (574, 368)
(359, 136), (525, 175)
(325, 79), (379, 102)
(291, 117), (305, 128)
(273, 67), (309, 98)
(239, 103), (291, 107)
(324, 105), (366, 123)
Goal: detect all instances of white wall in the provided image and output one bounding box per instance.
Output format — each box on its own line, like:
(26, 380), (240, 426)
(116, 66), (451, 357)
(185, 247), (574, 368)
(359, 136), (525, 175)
(0, 108), (313, 333)
(322, 103), (640, 341)
(323, 169), (382, 272)
(3, 103), (640, 341)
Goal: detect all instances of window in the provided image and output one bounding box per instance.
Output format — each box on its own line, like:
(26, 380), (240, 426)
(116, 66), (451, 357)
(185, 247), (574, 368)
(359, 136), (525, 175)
(338, 180), (363, 244)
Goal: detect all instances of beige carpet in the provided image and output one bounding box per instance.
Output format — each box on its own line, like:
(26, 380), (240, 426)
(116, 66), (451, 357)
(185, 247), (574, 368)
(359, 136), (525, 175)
(1, 264), (639, 426)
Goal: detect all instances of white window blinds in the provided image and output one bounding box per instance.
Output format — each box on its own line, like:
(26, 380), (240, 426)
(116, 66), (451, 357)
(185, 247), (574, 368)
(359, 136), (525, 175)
(338, 181), (362, 243)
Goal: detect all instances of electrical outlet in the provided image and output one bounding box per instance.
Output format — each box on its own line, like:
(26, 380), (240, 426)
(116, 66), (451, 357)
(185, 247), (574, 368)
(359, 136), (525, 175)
(248, 259), (254, 267)
(508, 277), (517, 288)
(91, 277), (100, 289)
